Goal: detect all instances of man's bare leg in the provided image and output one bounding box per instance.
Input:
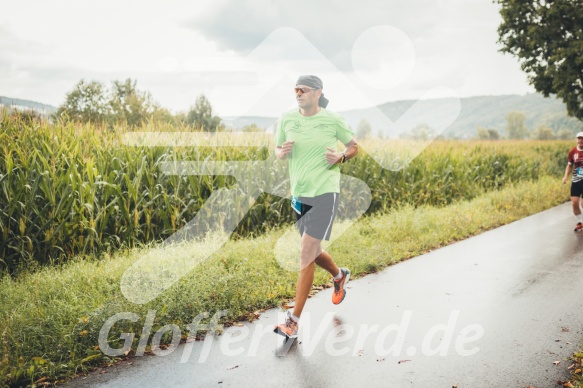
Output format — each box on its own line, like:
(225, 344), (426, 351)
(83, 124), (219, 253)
(315, 250), (339, 277)
(292, 233), (323, 318)
(571, 196), (582, 216)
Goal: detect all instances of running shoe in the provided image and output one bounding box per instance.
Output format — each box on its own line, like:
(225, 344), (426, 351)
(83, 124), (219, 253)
(575, 222), (583, 232)
(273, 311), (298, 338)
(332, 268), (350, 305)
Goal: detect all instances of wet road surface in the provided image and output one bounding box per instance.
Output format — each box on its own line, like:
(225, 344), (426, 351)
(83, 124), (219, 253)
(68, 203), (583, 387)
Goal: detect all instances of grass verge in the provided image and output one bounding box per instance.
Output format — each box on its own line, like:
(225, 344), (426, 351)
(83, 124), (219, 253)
(565, 351), (583, 387)
(0, 175), (569, 386)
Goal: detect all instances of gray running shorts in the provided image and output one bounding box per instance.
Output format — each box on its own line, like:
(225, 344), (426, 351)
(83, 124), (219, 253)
(294, 192), (339, 241)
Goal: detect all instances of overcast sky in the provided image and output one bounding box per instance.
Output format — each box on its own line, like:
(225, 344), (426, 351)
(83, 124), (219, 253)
(0, 0), (534, 117)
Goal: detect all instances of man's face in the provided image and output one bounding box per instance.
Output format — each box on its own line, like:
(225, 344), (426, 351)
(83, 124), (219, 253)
(295, 85), (321, 110)
(577, 137), (583, 147)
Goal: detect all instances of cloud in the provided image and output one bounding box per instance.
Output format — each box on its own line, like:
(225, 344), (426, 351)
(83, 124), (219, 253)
(0, 25), (51, 66)
(188, 0), (436, 71)
(0, 0), (533, 116)
(184, 0), (515, 100)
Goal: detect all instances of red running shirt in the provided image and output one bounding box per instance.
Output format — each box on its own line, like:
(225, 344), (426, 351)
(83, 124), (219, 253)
(568, 147), (583, 183)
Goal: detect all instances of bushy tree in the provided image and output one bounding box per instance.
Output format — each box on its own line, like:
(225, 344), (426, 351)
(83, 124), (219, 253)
(58, 78), (163, 127)
(477, 127), (500, 140)
(108, 79), (155, 127)
(149, 106), (176, 124)
(477, 127), (489, 140)
(488, 128), (500, 140)
(186, 95), (222, 132)
(241, 124), (263, 132)
(497, 0), (583, 120)
(57, 80), (107, 123)
(505, 111), (528, 139)
(356, 118), (372, 139)
(557, 128), (575, 140)
(408, 124), (437, 140)
(531, 124), (555, 140)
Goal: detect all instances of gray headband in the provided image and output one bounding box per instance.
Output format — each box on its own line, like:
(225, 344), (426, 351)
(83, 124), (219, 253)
(296, 75), (329, 108)
(296, 75), (323, 89)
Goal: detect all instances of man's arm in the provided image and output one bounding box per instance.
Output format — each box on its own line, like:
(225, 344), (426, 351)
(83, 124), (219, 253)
(325, 138), (358, 165)
(342, 139), (358, 161)
(275, 141), (294, 160)
(563, 163), (573, 184)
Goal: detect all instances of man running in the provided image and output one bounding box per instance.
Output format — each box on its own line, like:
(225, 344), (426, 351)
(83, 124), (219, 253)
(563, 132), (583, 231)
(273, 75), (358, 339)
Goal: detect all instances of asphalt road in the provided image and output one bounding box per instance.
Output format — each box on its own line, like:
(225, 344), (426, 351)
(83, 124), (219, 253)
(68, 203), (583, 388)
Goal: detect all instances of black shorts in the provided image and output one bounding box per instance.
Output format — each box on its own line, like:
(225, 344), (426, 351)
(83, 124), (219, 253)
(571, 180), (583, 197)
(294, 192), (339, 241)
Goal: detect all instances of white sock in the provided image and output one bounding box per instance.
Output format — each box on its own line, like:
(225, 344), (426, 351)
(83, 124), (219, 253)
(577, 215), (583, 223)
(333, 269), (343, 281)
(291, 314), (299, 322)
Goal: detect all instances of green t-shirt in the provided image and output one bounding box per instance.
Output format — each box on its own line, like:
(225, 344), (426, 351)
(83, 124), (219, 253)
(275, 108), (354, 197)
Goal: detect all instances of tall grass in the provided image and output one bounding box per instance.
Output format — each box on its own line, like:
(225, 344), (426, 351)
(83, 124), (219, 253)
(0, 112), (569, 273)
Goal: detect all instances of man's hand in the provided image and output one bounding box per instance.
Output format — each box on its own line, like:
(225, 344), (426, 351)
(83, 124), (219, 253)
(276, 141), (294, 160)
(563, 176), (568, 184)
(325, 147), (343, 165)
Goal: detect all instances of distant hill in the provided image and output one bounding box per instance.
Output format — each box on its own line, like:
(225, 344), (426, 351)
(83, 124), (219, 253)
(340, 94), (583, 139)
(0, 96), (58, 116)
(222, 116), (278, 131)
(3, 94), (581, 138)
(224, 94), (583, 139)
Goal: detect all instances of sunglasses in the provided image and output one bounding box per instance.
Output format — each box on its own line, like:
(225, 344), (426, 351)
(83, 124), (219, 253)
(294, 87), (316, 95)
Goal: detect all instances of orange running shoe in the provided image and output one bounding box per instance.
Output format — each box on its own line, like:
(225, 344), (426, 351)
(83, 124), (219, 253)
(273, 311), (298, 338)
(332, 268), (350, 305)
(575, 222), (583, 232)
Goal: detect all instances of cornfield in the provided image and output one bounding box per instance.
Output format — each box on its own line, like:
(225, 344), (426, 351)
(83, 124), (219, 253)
(0, 112), (568, 274)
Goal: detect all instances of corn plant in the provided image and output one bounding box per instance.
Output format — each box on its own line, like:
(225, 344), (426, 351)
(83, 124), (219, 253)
(0, 112), (569, 274)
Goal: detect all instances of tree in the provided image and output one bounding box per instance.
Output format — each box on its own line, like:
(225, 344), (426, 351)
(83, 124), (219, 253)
(400, 124), (436, 141)
(356, 119), (372, 140)
(477, 127), (489, 140)
(505, 111), (528, 139)
(150, 106), (175, 124)
(488, 128), (500, 140)
(241, 124), (263, 132)
(557, 128), (575, 140)
(58, 78), (162, 126)
(531, 124), (555, 140)
(496, 0), (583, 120)
(477, 127), (500, 140)
(108, 79), (155, 127)
(186, 95), (222, 132)
(57, 80), (108, 123)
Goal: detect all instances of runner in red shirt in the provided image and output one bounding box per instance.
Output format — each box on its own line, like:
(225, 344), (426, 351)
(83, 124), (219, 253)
(562, 132), (583, 231)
